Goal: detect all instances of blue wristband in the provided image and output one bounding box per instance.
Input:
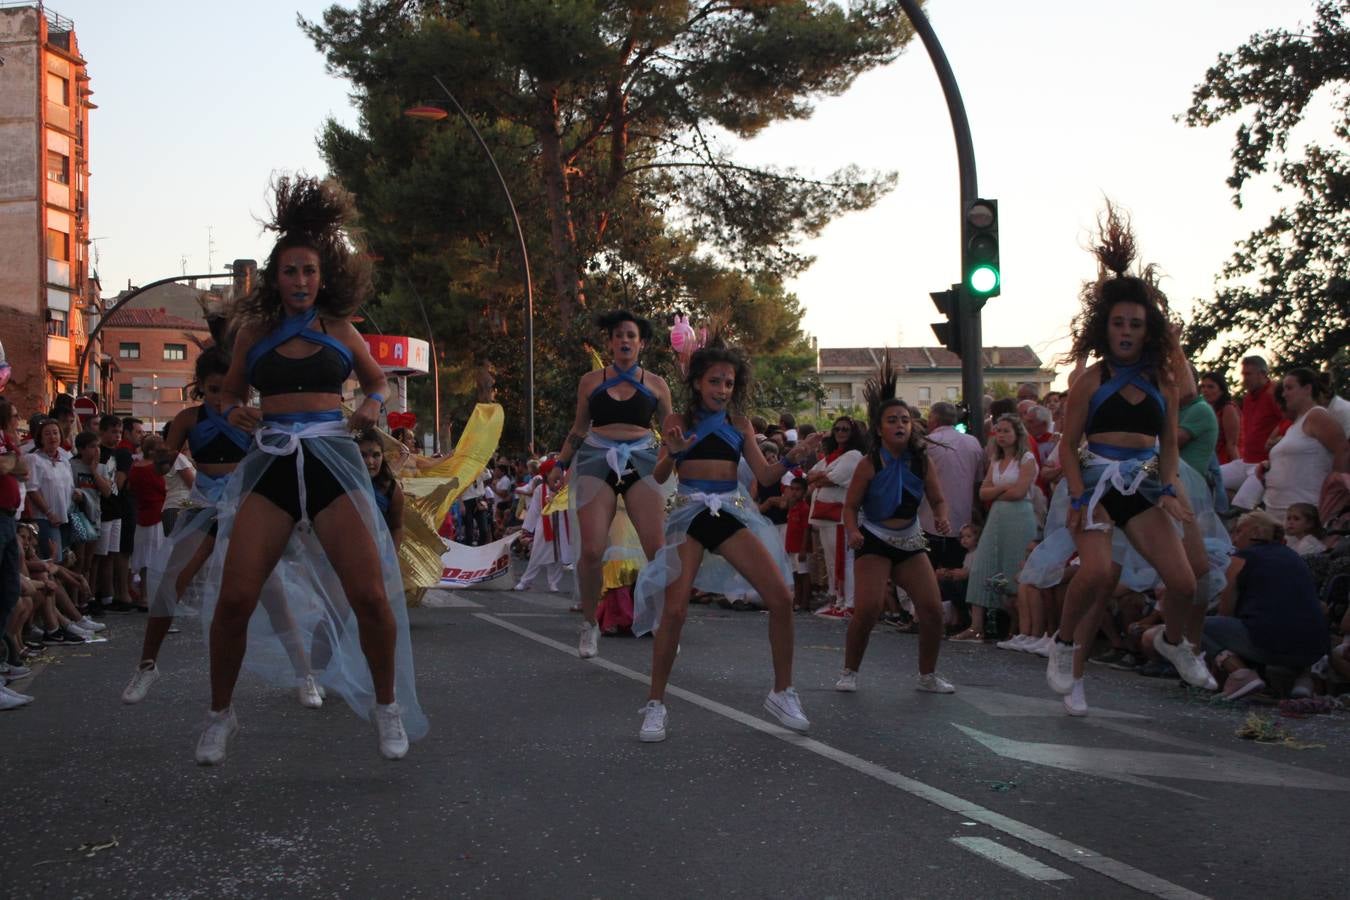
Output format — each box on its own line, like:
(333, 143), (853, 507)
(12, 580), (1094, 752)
(367, 392), (386, 406)
(1160, 483), (1177, 498)
(1070, 492), (1089, 511)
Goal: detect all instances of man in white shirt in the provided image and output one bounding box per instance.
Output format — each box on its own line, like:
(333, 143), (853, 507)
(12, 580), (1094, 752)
(919, 402), (986, 570)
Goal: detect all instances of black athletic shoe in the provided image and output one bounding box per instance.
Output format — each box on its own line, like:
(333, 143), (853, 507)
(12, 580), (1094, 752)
(105, 601), (136, 613)
(42, 630), (68, 645)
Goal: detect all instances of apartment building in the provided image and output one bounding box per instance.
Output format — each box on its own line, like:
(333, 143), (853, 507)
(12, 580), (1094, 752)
(817, 346), (1055, 412)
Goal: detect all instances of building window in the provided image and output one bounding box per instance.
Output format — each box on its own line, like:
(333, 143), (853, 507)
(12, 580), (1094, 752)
(119, 342), (140, 359)
(918, 387), (932, 403)
(46, 228), (70, 261)
(47, 308), (68, 337)
(46, 150), (70, 185)
(163, 343), (186, 361)
(946, 386), (959, 400)
(47, 73), (70, 106)
(118, 383), (133, 402)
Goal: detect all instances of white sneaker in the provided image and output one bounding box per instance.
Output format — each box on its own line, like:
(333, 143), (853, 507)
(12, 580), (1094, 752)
(834, 670), (858, 692)
(995, 634), (1028, 651)
(1046, 636), (1075, 695)
(916, 672), (956, 693)
(1154, 635), (1213, 690)
(195, 707), (239, 765)
(764, 687), (810, 733)
(1, 661), (31, 681)
(1030, 635), (1054, 657)
(374, 702), (409, 760)
(577, 621), (600, 659)
(121, 661), (160, 704)
(0, 685), (33, 709)
(513, 582), (529, 591)
(638, 700), (667, 742)
(1064, 680), (1089, 717)
(79, 616), (107, 633)
(297, 675), (324, 709)
(66, 622), (95, 639)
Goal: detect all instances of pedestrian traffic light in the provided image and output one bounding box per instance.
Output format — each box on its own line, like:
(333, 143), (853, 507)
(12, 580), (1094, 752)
(963, 198), (999, 301)
(930, 285), (962, 357)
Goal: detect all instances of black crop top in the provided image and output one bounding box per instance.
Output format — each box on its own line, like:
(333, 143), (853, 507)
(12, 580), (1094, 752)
(1086, 365), (1164, 438)
(188, 406), (248, 465)
(680, 432), (740, 463)
(590, 374), (659, 428)
(251, 345), (351, 397)
(890, 455), (926, 521)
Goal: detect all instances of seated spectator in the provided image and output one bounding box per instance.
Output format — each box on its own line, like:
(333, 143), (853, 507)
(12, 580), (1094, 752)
(1202, 511), (1329, 696)
(1284, 502), (1326, 557)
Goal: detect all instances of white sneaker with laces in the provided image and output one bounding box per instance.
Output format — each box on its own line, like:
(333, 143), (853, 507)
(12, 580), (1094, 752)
(916, 672), (956, 693)
(195, 707), (239, 765)
(121, 661), (160, 704)
(2, 661), (31, 681)
(1046, 636), (1075, 694)
(66, 622), (95, 639)
(374, 702), (409, 759)
(764, 687), (810, 733)
(577, 621), (600, 659)
(995, 634), (1027, 651)
(79, 616), (107, 633)
(834, 670), (858, 692)
(297, 675), (324, 709)
(638, 700), (667, 742)
(1154, 635), (1213, 689)
(1064, 679), (1089, 716)
(1030, 635), (1054, 657)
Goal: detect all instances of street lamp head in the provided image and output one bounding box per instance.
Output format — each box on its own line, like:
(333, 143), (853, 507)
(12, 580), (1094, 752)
(404, 105), (449, 121)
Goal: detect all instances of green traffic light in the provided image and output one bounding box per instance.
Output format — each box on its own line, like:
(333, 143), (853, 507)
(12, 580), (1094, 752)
(968, 264), (999, 295)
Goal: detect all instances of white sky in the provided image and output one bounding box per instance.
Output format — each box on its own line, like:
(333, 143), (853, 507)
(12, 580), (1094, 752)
(53, 0), (1324, 383)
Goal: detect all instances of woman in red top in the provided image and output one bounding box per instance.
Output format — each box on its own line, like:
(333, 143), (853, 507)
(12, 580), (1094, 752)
(127, 433), (168, 605)
(1199, 372), (1240, 465)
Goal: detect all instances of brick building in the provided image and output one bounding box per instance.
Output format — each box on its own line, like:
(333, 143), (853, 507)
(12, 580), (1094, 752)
(0, 3), (95, 415)
(101, 307), (209, 427)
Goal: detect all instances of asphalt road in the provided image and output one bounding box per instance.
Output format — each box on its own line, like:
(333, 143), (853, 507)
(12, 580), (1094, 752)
(4, 568), (1347, 899)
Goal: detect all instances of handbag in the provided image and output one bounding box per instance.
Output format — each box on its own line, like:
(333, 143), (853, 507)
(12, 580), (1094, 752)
(69, 507), (98, 544)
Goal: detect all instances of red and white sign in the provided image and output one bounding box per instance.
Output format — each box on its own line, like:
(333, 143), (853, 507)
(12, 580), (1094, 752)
(73, 395), (98, 425)
(438, 533), (521, 588)
(362, 335), (430, 376)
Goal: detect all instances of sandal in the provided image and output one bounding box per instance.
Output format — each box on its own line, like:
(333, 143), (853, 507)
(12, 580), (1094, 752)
(950, 629), (984, 642)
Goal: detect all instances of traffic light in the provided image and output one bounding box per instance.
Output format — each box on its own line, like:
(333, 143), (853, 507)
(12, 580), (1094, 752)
(930, 284), (962, 357)
(963, 198), (1000, 301)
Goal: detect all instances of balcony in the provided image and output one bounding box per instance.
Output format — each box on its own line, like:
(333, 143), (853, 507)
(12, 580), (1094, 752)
(47, 259), (71, 287)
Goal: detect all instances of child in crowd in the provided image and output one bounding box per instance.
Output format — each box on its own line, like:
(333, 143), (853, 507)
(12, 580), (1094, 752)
(1285, 503), (1326, 557)
(935, 523), (980, 630)
(783, 477), (813, 611)
(127, 433), (168, 603)
(69, 431), (113, 586)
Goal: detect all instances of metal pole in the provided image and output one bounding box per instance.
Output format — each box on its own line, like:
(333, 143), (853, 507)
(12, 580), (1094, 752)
(896, 0), (985, 441)
(432, 75), (535, 453)
(77, 272), (230, 397)
(399, 273), (443, 455)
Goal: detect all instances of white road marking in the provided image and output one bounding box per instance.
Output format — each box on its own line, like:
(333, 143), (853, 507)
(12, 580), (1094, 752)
(956, 724), (1350, 794)
(951, 836), (1073, 882)
(473, 612), (1208, 900)
(421, 591), (483, 609)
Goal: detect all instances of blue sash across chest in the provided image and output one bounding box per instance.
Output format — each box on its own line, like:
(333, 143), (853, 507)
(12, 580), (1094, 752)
(673, 408), (744, 460)
(188, 403), (251, 456)
(245, 308), (354, 384)
(1088, 358), (1165, 427)
(589, 362), (655, 404)
(862, 448), (925, 522)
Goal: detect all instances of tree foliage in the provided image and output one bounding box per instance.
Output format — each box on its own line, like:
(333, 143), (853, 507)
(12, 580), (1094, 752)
(302, 1), (914, 449)
(1180, 0), (1350, 385)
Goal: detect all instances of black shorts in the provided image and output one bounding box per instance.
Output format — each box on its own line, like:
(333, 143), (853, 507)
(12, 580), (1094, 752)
(686, 510), (746, 552)
(604, 467), (642, 497)
(856, 527), (927, 566)
(1100, 489), (1154, 528)
(251, 451), (346, 522)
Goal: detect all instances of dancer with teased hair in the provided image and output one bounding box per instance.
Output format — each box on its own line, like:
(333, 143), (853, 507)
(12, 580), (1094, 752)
(548, 310), (674, 658)
(836, 360), (956, 695)
(195, 176), (425, 764)
(1045, 203), (1214, 714)
(632, 344), (821, 742)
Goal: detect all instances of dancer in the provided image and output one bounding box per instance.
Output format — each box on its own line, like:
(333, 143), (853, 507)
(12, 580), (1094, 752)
(358, 429), (404, 551)
(549, 310), (674, 658)
(837, 362), (956, 694)
(1047, 204), (1212, 714)
(124, 346), (323, 709)
(515, 459), (574, 592)
(195, 176), (425, 764)
(632, 344), (821, 742)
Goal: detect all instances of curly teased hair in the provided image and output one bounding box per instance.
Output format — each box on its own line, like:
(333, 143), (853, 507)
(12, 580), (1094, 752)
(1063, 202), (1178, 380)
(231, 175), (371, 328)
(596, 309), (653, 342)
(189, 346), (231, 400)
(683, 341), (750, 423)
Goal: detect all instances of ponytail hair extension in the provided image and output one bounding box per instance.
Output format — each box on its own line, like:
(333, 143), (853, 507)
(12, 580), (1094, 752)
(232, 175), (370, 329)
(1062, 200), (1178, 382)
(862, 354), (925, 468)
